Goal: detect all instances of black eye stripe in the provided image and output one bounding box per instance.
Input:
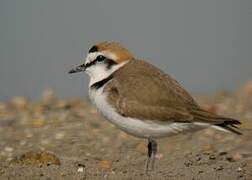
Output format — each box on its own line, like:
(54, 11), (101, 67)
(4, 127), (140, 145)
(104, 59), (117, 69)
(85, 56), (117, 69)
(85, 55), (103, 68)
(85, 60), (96, 68)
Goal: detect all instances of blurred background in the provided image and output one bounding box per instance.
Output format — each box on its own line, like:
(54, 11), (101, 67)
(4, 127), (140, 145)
(0, 1), (252, 179)
(0, 0), (251, 101)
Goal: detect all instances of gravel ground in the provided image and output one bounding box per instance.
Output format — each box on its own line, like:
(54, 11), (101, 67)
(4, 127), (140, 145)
(1, 82), (252, 180)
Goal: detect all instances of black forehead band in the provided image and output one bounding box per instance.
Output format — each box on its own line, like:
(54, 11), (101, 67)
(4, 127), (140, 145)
(88, 46), (98, 53)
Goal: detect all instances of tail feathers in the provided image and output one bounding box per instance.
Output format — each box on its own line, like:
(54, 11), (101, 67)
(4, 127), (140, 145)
(192, 109), (242, 135)
(216, 118), (242, 135)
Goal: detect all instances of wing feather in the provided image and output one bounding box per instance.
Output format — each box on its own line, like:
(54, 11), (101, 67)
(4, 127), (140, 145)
(105, 60), (240, 127)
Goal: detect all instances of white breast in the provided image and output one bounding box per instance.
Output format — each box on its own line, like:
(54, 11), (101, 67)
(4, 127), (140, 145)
(89, 86), (206, 139)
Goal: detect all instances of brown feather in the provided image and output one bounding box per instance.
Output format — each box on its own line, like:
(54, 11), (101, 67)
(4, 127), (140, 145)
(96, 42), (134, 63)
(104, 59), (241, 126)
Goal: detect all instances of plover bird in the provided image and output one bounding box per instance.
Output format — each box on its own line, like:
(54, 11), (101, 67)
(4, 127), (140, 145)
(69, 41), (241, 172)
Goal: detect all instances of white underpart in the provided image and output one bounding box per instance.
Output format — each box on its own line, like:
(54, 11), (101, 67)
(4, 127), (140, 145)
(84, 51), (127, 86)
(89, 87), (214, 138)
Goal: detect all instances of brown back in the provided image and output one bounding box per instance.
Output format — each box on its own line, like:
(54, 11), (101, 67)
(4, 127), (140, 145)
(104, 60), (200, 121)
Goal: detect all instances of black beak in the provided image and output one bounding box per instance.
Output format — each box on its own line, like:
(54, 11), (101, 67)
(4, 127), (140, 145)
(68, 64), (86, 74)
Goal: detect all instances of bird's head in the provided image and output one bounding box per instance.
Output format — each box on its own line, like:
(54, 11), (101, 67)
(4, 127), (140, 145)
(69, 41), (134, 86)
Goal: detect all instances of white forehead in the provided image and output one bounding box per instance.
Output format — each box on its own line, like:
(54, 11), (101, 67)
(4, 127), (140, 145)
(85, 51), (117, 64)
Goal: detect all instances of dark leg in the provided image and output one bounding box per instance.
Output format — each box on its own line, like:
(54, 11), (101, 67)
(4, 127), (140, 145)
(150, 139), (157, 170)
(145, 138), (157, 173)
(145, 140), (152, 173)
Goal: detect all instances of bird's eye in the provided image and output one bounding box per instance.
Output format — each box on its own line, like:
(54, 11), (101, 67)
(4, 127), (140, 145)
(96, 55), (106, 62)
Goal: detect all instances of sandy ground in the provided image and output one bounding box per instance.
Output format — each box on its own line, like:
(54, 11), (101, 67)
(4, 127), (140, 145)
(1, 84), (252, 180)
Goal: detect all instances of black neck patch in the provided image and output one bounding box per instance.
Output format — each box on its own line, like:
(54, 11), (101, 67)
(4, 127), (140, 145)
(88, 45), (98, 53)
(90, 74), (114, 90)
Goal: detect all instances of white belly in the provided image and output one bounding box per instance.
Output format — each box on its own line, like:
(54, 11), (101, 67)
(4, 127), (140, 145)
(89, 87), (205, 139)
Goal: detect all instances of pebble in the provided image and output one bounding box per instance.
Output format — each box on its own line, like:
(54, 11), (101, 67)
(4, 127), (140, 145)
(198, 170), (204, 174)
(195, 156), (202, 161)
(25, 132), (33, 138)
(19, 140), (26, 146)
(218, 151), (228, 156)
(184, 161), (193, 167)
(4, 147), (13, 152)
(226, 156), (235, 162)
(209, 154), (216, 160)
(100, 160), (111, 169)
(238, 174), (244, 178)
(215, 166), (224, 171)
(77, 163), (85, 173)
(237, 167), (243, 172)
(55, 132), (65, 140)
(77, 167), (84, 172)
(11, 151), (61, 166)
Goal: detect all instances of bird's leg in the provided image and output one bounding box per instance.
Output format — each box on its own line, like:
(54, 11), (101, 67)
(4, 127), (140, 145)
(150, 139), (157, 170)
(145, 139), (152, 173)
(145, 138), (157, 173)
